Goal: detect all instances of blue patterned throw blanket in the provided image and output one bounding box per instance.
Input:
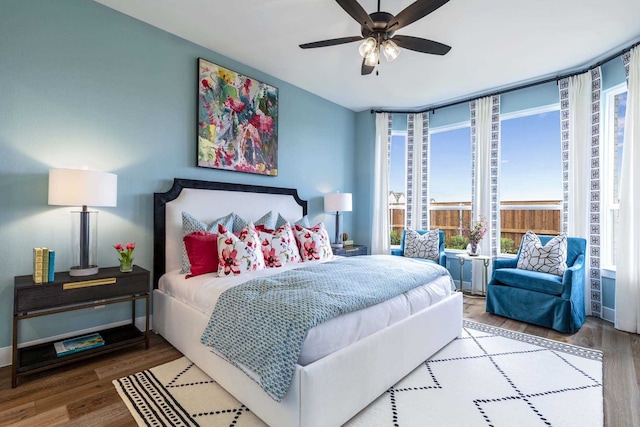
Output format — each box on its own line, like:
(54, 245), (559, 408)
(200, 255), (452, 401)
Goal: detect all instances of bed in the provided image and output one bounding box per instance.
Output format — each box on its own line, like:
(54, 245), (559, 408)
(152, 178), (463, 427)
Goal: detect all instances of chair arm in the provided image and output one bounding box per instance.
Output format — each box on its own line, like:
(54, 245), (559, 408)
(390, 248), (403, 256)
(488, 257), (517, 283)
(493, 258), (517, 270)
(561, 254), (585, 300)
(438, 252), (446, 267)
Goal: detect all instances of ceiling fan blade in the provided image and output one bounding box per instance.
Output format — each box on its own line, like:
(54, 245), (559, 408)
(335, 0), (374, 31)
(361, 59), (375, 75)
(393, 35), (451, 55)
(300, 36), (363, 49)
(387, 0), (450, 31)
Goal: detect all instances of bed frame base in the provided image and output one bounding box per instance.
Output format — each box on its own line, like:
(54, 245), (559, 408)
(153, 290), (462, 427)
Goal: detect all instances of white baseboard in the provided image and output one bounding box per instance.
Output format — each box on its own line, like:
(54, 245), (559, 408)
(0, 315), (152, 368)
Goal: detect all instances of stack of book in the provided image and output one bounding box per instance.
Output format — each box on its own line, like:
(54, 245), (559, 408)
(54, 333), (105, 357)
(33, 247), (55, 284)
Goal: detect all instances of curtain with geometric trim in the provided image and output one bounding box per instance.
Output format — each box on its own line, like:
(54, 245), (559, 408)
(371, 113), (392, 255)
(559, 67), (602, 318)
(406, 113), (430, 230)
(470, 96), (499, 294)
(615, 46), (640, 333)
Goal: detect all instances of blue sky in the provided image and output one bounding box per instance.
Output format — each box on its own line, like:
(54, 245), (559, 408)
(389, 110), (563, 202)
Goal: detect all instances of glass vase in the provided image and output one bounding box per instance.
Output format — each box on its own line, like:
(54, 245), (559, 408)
(119, 258), (133, 272)
(467, 242), (480, 256)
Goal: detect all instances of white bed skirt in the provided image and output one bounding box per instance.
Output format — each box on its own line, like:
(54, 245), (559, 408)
(153, 289), (463, 427)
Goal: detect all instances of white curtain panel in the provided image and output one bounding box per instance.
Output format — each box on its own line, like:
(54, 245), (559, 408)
(372, 113), (391, 255)
(615, 46), (640, 334)
(567, 71), (593, 315)
(567, 72), (592, 239)
(472, 97), (493, 294)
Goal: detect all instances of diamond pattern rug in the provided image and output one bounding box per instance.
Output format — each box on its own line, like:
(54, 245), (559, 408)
(114, 320), (603, 426)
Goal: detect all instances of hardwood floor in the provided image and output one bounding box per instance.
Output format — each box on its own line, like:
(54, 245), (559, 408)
(0, 297), (638, 426)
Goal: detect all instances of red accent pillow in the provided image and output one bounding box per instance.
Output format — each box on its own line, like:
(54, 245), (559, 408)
(183, 231), (219, 278)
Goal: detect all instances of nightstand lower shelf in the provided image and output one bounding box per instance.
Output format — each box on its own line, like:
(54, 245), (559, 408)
(16, 324), (146, 377)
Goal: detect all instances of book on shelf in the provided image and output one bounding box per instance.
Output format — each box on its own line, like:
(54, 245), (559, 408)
(33, 247), (55, 284)
(33, 247), (43, 284)
(48, 250), (55, 282)
(41, 248), (49, 285)
(343, 240), (354, 246)
(54, 333), (105, 357)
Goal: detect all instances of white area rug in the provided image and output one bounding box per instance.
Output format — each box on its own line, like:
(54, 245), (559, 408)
(114, 320), (603, 426)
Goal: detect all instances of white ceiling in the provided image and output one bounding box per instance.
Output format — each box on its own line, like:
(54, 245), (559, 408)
(95, 0), (640, 112)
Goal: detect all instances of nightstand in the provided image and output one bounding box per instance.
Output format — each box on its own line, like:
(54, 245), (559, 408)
(332, 245), (367, 257)
(12, 265), (150, 387)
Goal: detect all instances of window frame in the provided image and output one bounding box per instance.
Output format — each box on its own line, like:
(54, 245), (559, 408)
(388, 129), (408, 249)
(428, 121), (472, 252)
(601, 83), (627, 272)
(498, 104), (562, 257)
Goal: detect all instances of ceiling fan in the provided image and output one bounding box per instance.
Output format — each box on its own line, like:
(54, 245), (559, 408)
(300, 0), (452, 75)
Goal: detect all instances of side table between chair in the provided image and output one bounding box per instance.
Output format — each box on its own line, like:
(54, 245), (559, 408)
(456, 254), (491, 296)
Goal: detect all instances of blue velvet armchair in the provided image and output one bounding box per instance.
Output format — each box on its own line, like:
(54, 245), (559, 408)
(390, 229), (447, 267)
(485, 235), (587, 333)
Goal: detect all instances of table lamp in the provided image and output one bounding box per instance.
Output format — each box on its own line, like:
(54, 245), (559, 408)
(324, 192), (352, 249)
(48, 168), (117, 276)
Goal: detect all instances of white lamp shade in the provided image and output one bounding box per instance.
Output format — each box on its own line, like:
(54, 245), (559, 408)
(324, 192), (352, 212)
(48, 168), (117, 207)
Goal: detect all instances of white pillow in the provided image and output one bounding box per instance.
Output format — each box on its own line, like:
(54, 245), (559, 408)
(294, 223), (333, 262)
(403, 229), (440, 261)
(517, 231), (568, 276)
(217, 222), (265, 276)
(258, 223), (301, 267)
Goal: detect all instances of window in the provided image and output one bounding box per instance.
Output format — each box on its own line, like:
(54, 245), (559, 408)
(603, 84), (627, 268)
(499, 107), (562, 254)
(388, 131), (407, 245)
(429, 124), (472, 249)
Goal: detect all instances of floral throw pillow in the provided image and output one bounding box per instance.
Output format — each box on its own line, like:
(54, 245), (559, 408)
(516, 231), (568, 276)
(259, 223), (301, 268)
(217, 222), (265, 277)
(294, 223), (333, 262)
(403, 229), (440, 261)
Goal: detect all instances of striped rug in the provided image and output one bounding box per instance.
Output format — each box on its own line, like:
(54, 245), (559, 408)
(114, 320), (603, 426)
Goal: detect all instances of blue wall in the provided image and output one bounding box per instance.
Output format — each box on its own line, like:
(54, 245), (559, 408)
(0, 0), (356, 349)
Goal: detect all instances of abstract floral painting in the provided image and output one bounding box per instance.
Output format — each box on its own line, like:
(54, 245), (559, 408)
(197, 58), (278, 176)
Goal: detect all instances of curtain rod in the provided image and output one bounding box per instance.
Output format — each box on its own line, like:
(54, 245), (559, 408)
(370, 40), (639, 115)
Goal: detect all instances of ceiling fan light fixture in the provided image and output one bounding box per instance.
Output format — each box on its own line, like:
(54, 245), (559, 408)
(364, 48), (379, 67)
(382, 39), (400, 61)
(358, 37), (377, 58)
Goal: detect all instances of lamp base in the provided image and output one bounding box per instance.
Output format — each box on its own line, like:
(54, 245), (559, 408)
(331, 243), (343, 249)
(69, 265), (99, 276)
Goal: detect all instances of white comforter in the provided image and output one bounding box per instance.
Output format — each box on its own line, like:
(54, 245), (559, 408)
(159, 255), (453, 365)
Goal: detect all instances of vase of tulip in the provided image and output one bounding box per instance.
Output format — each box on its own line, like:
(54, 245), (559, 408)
(114, 243), (135, 272)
